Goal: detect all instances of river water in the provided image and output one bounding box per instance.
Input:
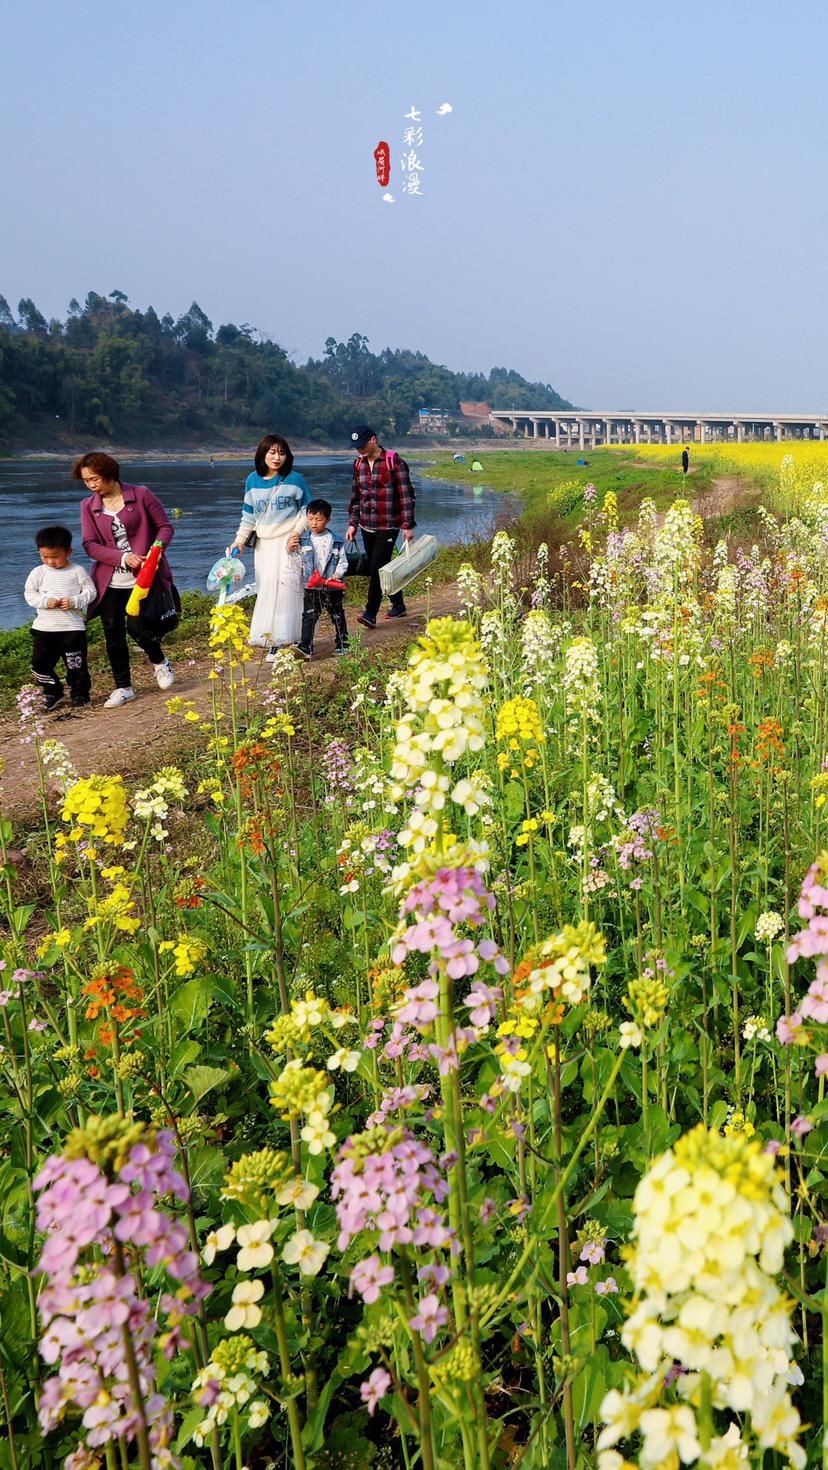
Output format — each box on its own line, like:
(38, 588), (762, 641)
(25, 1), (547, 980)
(0, 456), (511, 629)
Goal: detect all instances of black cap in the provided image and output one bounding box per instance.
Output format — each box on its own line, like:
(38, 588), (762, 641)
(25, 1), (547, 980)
(350, 426), (376, 451)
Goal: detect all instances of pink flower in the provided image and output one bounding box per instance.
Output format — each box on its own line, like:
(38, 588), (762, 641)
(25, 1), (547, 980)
(776, 1011), (805, 1045)
(763, 1139), (783, 1155)
(409, 1292), (449, 1344)
(360, 1367), (391, 1416)
(816, 1055), (828, 1077)
(465, 980), (502, 1029)
(418, 1263), (451, 1288)
(595, 1276), (618, 1295)
(395, 979), (439, 1029)
(792, 1115), (813, 1137)
(580, 1239), (606, 1265)
(350, 1255), (395, 1304)
(567, 1266), (588, 1286)
(801, 975), (828, 1023)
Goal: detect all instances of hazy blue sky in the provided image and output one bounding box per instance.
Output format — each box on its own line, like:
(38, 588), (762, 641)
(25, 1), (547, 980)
(3, 0), (827, 410)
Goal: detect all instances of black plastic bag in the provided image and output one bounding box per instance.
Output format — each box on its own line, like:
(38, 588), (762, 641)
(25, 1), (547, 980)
(126, 581), (181, 641)
(345, 545), (370, 577)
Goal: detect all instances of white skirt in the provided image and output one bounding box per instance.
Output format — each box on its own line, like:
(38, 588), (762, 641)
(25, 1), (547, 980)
(248, 535), (303, 648)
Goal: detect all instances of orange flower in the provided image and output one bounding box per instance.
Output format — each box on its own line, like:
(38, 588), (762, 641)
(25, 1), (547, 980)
(83, 967), (144, 1028)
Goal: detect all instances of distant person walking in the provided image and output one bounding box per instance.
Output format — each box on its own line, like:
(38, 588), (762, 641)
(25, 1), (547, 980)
(228, 434), (309, 659)
(346, 426), (416, 629)
(76, 452), (176, 708)
(681, 446), (690, 476)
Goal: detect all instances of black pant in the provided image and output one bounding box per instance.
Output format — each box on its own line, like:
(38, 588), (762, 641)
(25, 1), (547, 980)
(362, 529), (405, 621)
(96, 586), (164, 689)
(299, 589), (349, 653)
(31, 628), (91, 705)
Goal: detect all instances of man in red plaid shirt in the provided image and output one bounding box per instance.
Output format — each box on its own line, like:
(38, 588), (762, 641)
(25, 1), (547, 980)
(345, 426), (416, 628)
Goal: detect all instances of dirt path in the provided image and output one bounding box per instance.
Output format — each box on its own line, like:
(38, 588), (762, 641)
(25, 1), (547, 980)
(692, 474), (749, 520)
(0, 587), (459, 820)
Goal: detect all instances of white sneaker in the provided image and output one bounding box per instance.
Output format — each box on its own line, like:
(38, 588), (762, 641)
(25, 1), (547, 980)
(265, 645), (279, 663)
(154, 658), (175, 690)
(104, 687), (136, 709)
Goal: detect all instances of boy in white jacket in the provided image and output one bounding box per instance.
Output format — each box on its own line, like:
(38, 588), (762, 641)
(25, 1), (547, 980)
(24, 526), (96, 710)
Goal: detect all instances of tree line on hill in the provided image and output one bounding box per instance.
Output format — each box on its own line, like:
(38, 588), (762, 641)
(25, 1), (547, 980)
(0, 291), (572, 446)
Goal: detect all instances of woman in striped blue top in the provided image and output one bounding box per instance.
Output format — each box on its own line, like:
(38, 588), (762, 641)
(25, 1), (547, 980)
(229, 434), (310, 655)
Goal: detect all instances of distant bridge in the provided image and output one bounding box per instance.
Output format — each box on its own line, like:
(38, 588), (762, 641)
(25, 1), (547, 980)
(489, 410), (828, 448)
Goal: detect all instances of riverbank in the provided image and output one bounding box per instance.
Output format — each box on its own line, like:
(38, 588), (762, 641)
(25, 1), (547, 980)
(0, 586), (460, 817)
(1, 436), (514, 462)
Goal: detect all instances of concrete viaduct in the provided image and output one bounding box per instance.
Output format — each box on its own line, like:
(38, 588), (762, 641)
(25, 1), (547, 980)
(489, 410), (828, 448)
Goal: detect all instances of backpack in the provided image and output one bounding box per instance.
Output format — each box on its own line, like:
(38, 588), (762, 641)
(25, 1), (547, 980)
(357, 449), (399, 484)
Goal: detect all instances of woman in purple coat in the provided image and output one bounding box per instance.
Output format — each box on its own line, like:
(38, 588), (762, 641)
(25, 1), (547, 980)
(75, 452), (177, 708)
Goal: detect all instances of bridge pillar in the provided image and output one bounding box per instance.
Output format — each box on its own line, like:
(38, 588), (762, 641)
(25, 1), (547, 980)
(555, 419), (561, 447)
(774, 422), (782, 441)
(605, 418), (612, 446)
(633, 419), (641, 443)
(578, 419), (585, 450)
(699, 422), (706, 443)
(664, 421), (672, 444)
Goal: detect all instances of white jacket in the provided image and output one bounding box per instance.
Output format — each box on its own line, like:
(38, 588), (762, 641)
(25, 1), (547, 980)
(24, 563), (97, 632)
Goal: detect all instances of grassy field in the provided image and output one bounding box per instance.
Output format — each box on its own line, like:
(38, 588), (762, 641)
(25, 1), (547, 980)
(421, 445), (714, 522)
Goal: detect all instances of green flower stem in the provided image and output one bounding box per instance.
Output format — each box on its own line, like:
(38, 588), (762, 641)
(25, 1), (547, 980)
(268, 1260), (306, 1470)
(483, 1048), (625, 1325)
(398, 1251), (437, 1470)
(111, 1241), (153, 1470)
(822, 1248), (828, 1470)
(0, 1365), (20, 1470)
(552, 1037), (576, 1470)
(232, 1406), (244, 1470)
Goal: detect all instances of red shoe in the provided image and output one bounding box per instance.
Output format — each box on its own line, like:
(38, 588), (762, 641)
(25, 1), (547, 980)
(325, 577), (347, 591)
(306, 570), (325, 590)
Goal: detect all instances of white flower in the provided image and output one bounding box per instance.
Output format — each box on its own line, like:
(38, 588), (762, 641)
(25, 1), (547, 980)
(755, 910), (784, 945)
(597, 1389), (643, 1450)
(203, 1222), (236, 1265)
(638, 1405), (700, 1466)
(282, 1229), (330, 1277)
(301, 1110), (336, 1154)
(224, 1279), (265, 1331)
(248, 1400), (268, 1429)
(327, 1048), (361, 1072)
(619, 1021), (643, 1049)
(236, 1220), (276, 1272)
(275, 1178), (320, 1210)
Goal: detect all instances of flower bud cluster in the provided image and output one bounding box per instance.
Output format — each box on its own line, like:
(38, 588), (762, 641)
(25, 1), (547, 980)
(599, 1125), (803, 1469)
(192, 1334), (269, 1447)
(34, 1120), (208, 1467)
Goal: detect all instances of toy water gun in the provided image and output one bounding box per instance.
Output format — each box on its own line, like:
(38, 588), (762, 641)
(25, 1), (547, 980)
(306, 569), (346, 592)
(125, 540), (163, 616)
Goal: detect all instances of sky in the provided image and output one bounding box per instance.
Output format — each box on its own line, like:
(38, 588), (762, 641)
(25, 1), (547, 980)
(3, 0), (828, 412)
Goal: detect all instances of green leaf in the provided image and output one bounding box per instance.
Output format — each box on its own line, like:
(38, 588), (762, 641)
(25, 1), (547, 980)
(505, 781), (526, 822)
(171, 978), (215, 1032)
(174, 1407), (204, 1452)
(186, 1145), (225, 1194)
(169, 1039), (202, 1077)
(11, 904), (35, 937)
(184, 1065), (232, 1103)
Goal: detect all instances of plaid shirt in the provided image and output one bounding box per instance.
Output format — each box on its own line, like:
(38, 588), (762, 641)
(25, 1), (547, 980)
(348, 448), (416, 533)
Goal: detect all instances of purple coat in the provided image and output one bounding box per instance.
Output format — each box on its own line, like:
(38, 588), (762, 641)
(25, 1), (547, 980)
(80, 483), (174, 610)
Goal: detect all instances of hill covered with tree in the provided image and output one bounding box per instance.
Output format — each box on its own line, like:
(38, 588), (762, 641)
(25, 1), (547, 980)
(0, 291), (572, 447)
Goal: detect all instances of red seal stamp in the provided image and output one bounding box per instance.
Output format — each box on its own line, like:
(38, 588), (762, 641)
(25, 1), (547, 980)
(374, 141), (390, 187)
